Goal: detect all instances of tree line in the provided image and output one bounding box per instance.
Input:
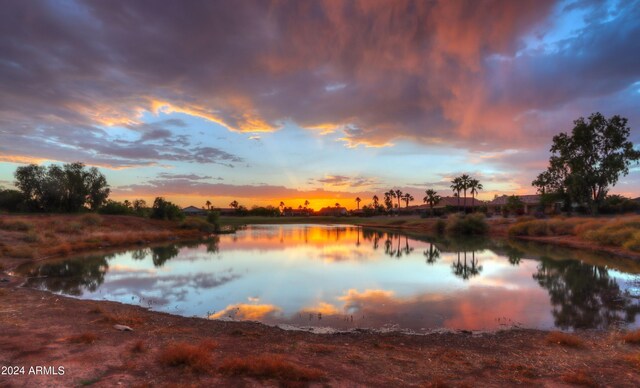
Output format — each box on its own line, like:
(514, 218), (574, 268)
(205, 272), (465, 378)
(0, 162), (186, 221)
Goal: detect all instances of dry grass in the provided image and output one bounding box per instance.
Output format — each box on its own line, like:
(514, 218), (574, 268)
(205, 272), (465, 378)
(69, 332), (98, 344)
(99, 310), (146, 326)
(622, 330), (640, 344)
(306, 343), (337, 354)
(561, 370), (597, 387)
(158, 342), (214, 373)
(509, 215), (640, 252)
(130, 340), (146, 353)
(545, 331), (584, 348)
(7, 246), (35, 258)
(218, 354), (324, 382)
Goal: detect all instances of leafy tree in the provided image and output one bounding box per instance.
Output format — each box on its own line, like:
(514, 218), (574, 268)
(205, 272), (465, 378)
(533, 113), (640, 214)
(229, 200), (239, 209)
(304, 200), (310, 209)
(355, 196), (361, 210)
(14, 162), (110, 212)
(132, 199), (148, 217)
(505, 195), (524, 215)
(98, 200), (133, 215)
(0, 187), (25, 212)
(423, 189), (441, 216)
(151, 197), (184, 221)
(372, 195), (379, 209)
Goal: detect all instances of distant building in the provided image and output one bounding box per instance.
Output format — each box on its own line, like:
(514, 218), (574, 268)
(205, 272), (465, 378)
(182, 206), (207, 216)
(317, 206), (348, 216)
(406, 196), (486, 213)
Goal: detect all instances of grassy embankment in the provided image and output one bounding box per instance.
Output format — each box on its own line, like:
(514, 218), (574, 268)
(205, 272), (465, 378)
(0, 214), (214, 270)
(508, 214), (640, 255)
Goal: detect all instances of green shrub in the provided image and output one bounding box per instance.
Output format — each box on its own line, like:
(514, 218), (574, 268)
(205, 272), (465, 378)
(180, 217), (217, 233)
(80, 213), (102, 226)
(445, 213), (488, 235)
(98, 200), (132, 215)
(434, 219), (446, 234)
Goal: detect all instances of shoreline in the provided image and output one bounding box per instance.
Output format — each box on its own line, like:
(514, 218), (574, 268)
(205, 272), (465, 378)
(2, 286), (640, 387)
(3, 214), (640, 385)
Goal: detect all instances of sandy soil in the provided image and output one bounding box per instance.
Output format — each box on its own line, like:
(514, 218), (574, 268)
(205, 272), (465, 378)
(2, 286), (640, 387)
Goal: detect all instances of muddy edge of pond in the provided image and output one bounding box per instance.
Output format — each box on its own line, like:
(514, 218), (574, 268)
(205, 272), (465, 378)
(2, 285), (640, 387)
(2, 215), (640, 385)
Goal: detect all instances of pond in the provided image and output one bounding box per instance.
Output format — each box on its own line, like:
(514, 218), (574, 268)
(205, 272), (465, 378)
(17, 224), (640, 332)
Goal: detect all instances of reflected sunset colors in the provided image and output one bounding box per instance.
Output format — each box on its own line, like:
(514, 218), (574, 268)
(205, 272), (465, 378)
(20, 225), (640, 332)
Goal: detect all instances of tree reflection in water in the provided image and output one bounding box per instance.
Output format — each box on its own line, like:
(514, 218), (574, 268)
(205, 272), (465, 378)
(22, 254), (113, 296)
(423, 243), (440, 264)
(533, 257), (640, 329)
(451, 250), (483, 280)
(21, 238), (220, 296)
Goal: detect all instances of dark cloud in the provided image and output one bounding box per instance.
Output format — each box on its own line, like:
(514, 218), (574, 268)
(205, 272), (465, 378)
(0, 0), (638, 167)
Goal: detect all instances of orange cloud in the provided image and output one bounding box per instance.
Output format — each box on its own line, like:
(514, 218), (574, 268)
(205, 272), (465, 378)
(209, 303), (281, 320)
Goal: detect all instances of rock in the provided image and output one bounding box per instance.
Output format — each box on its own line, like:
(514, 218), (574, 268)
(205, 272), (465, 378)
(113, 324), (134, 332)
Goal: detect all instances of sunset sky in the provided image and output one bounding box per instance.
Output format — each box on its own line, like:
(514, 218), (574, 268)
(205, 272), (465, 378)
(1, 0), (639, 209)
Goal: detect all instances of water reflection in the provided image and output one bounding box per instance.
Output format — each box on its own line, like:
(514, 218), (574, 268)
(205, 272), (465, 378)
(533, 257), (640, 329)
(17, 225), (640, 331)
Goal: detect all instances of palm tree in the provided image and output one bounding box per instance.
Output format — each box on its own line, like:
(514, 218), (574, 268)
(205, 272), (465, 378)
(384, 190), (395, 212)
(335, 202), (340, 208)
(304, 200), (310, 209)
(355, 197), (361, 210)
(229, 200), (239, 209)
(423, 189), (441, 216)
(394, 189), (403, 209)
(402, 193), (414, 207)
(459, 174), (471, 212)
(469, 179), (483, 212)
(205, 200), (211, 210)
(450, 177), (463, 210)
(279, 201), (285, 215)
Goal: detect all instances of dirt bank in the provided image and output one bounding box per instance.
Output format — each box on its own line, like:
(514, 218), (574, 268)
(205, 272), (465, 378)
(2, 286), (640, 387)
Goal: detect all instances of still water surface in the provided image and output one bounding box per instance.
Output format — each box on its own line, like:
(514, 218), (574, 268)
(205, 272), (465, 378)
(19, 225), (640, 332)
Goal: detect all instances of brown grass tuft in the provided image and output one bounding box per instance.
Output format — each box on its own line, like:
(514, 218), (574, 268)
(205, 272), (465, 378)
(561, 370), (597, 387)
(69, 332), (98, 344)
(545, 331), (584, 348)
(218, 354), (324, 382)
(622, 330), (640, 344)
(158, 342), (213, 373)
(130, 340), (146, 353)
(100, 311), (146, 326)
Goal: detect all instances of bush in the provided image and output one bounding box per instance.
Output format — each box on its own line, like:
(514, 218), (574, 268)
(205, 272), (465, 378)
(180, 217), (217, 233)
(0, 189), (25, 212)
(98, 200), (132, 215)
(434, 219), (446, 234)
(151, 197), (184, 221)
(445, 213), (488, 235)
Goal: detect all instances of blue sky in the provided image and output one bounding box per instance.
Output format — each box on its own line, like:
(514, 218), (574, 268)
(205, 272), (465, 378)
(0, 0), (638, 208)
